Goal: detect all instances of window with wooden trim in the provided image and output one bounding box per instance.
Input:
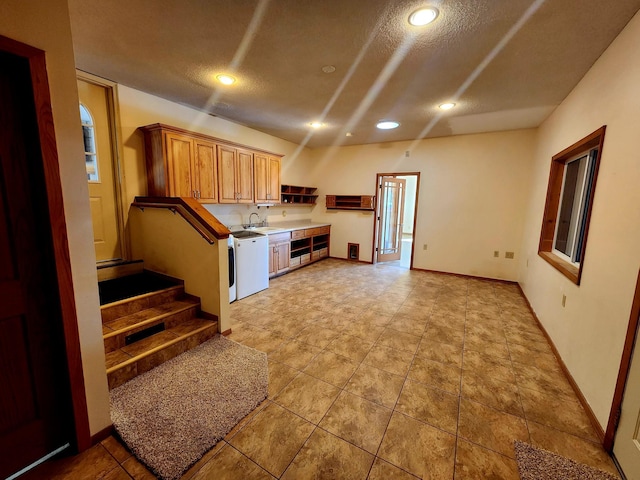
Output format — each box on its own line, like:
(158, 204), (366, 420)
(538, 126), (606, 285)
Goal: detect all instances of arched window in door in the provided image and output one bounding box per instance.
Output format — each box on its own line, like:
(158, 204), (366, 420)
(80, 104), (99, 182)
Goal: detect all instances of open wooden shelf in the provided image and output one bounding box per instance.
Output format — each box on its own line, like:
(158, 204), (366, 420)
(326, 195), (375, 211)
(281, 185), (318, 205)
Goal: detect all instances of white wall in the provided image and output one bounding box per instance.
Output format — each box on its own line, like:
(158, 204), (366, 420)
(519, 11), (640, 429)
(305, 130), (536, 281)
(0, 0), (111, 435)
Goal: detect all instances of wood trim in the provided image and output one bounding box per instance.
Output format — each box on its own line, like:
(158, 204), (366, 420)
(90, 425), (114, 445)
(0, 35), (92, 452)
(139, 123), (284, 158)
(411, 267), (518, 285)
(517, 284), (606, 443)
(330, 255), (373, 265)
(221, 329), (232, 336)
(537, 126), (606, 285)
(604, 269), (640, 451)
(133, 196), (231, 241)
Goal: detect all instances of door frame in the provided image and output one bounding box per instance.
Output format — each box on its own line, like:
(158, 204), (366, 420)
(0, 36), (90, 451)
(77, 70), (130, 261)
(371, 172), (420, 268)
(604, 268), (640, 451)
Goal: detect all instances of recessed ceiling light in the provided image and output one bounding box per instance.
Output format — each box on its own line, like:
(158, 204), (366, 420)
(321, 65), (336, 74)
(216, 74), (236, 85)
(408, 7), (439, 26)
(439, 102), (456, 110)
(376, 120), (400, 130)
(309, 122), (324, 128)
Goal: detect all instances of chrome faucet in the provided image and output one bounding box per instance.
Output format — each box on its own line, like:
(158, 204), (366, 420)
(249, 212), (260, 228)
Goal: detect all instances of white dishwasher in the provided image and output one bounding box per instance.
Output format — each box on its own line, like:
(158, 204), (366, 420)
(232, 230), (269, 300)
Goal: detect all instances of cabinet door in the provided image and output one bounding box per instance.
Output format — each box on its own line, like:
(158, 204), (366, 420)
(217, 145), (238, 203)
(276, 242), (290, 274)
(195, 140), (217, 202)
(236, 149), (254, 203)
(268, 245), (277, 277)
(254, 153), (269, 203)
(268, 156), (281, 203)
(165, 133), (194, 197)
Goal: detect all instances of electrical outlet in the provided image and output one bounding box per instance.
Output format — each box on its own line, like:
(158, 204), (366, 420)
(423, 244), (428, 251)
(494, 251), (499, 258)
(505, 251), (515, 259)
(562, 294), (566, 307)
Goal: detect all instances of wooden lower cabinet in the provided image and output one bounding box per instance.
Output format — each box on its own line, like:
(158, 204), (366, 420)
(268, 232), (291, 277)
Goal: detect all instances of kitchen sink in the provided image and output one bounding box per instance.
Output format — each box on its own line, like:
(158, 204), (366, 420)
(231, 230), (267, 239)
(252, 226), (285, 232)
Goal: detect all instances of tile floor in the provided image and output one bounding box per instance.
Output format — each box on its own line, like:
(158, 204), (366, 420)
(23, 259), (620, 479)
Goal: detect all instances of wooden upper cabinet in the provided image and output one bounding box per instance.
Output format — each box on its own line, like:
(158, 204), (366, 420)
(218, 145), (254, 204)
(194, 140), (218, 202)
(141, 123), (281, 205)
(254, 154), (281, 203)
(166, 133), (195, 198)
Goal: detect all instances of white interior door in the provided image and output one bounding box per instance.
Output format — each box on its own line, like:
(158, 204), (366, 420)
(614, 317), (640, 479)
(377, 176), (405, 263)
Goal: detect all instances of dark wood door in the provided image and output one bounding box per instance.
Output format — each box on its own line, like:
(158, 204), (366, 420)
(0, 49), (74, 479)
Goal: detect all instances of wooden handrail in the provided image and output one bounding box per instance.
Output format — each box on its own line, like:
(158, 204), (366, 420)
(132, 196), (230, 244)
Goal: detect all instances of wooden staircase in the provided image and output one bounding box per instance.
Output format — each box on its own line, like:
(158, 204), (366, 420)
(100, 268), (218, 390)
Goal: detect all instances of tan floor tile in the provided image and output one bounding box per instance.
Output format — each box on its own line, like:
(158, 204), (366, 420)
(267, 359), (298, 398)
(191, 444), (274, 480)
(319, 390), (392, 454)
(424, 324), (465, 348)
(454, 438), (520, 480)
(282, 428), (374, 480)
(416, 337), (463, 367)
(509, 346), (558, 369)
(464, 336), (511, 359)
(369, 301), (401, 316)
(274, 372), (340, 424)
(342, 322), (386, 342)
(462, 349), (516, 383)
(295, 324), (339, 348)
(458, 399), (529, 458)
(121, 455), (156, 479)
(268, 339), (321, 370)
(396, 379), (459, 434)
(388, 315), (428, 337)
(303, 350), (359, 387)
(368, 457), (419, 479)
(236, 328), (287, 354)
(346, 363), (405, 408)
(408, 356), (462, 394)
(378, 412), (456, 479)
(513, 362), (575, 398)
(229, 402), (314, 477)
(326, 332), (374, 362)
(527, 421), (620, 476)
(363, 343), (414, 376)
(376, 328), (421, 353)
(461, 371), (524, 416)
(100, 436), (132, 463)
(520, 386), (599, 441)
(103, 467), (133, 480)
(395, 304), (431, 320)
(224, 400), (270, 441)
(181, 441), (227, 479)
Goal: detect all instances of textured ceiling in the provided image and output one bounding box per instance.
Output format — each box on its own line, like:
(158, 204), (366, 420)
(68, 0), (640, 148)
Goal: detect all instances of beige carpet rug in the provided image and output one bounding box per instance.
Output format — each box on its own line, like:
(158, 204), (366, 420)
(514, 441), (619, 480)
(110, 335), (268, 480)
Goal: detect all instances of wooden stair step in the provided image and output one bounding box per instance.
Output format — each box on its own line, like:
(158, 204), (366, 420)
(102, 299), (200, 351)
(100, 284), (185, 324)
(106, 318), (218, 390)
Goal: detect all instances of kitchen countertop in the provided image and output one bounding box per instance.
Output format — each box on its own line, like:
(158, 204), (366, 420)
(232, 220), (330, 235)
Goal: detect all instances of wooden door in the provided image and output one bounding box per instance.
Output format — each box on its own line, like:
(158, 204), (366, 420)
(613, 274), (640, 477)
(217, 145), (238, 203)
(78, 79), (122, 262)
(268, 156), (281, 203)
(377, 177), (406, 262)
(0, 47), (74, 480)
(254, 153), (269, 203)
(165, 132), (194, 198)
(195, 140), (217, 202)
(237, 149), (254, 203)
